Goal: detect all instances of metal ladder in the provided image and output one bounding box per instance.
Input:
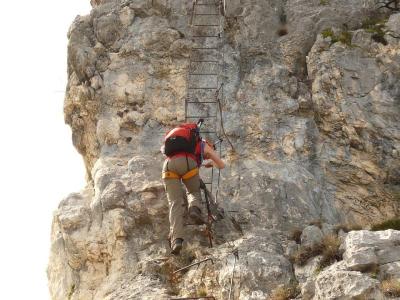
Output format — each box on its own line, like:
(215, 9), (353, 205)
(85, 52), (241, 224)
(185, 0), (225, 203)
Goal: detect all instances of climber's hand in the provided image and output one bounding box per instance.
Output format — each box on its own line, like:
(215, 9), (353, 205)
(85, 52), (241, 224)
(203, 161), (213, 168)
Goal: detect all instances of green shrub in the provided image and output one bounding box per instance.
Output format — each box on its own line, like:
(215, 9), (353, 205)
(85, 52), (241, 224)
(362, 17), (388, 29)
(371, 218), (400, 231)
(337, 30), (352, 46)
(321, 28), (352, 46)
(322, 28), (335, 39)
(362, 17), (389, 45)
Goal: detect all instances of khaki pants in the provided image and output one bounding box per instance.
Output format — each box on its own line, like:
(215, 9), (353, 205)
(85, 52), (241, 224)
(163, 156), (202, 242)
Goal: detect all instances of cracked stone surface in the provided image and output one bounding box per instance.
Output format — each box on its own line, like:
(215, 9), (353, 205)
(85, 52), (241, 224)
(48, 1), (400, 298)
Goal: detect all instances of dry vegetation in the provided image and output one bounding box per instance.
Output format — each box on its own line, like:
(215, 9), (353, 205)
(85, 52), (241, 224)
(333, 223), (363, 234)
(319, 234), (342, 269)
(371, 218), (400, 231)
(196, 283), (208, 297)
(290, 234), (342, 269)
(269, 283), (300, 300)
(381, 278), (400, 297)
(290, 243), (323, 266)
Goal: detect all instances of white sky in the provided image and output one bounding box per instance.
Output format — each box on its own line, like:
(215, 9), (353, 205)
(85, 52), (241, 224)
(0, 1), (91, 299)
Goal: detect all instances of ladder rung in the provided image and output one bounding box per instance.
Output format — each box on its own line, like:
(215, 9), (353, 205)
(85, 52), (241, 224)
(195, 3), (216, 5)
(188, 87), (218, 89)
(193, 24), (219, 26)
(189, 73), (218, 75)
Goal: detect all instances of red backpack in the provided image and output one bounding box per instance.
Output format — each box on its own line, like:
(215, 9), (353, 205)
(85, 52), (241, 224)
(164, 123), (200, 157)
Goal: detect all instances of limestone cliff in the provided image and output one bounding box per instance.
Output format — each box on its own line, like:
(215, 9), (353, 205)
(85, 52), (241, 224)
(48, 0), (400, 299)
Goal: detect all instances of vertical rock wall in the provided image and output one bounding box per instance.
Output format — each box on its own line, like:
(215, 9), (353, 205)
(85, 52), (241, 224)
(48, 0), (400, 299)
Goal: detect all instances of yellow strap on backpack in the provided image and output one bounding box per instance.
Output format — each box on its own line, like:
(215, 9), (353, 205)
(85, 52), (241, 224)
(162, 168), (199, 180)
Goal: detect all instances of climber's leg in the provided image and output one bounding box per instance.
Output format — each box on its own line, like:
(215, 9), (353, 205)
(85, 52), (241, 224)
(181, 157), (202, 211)
(183, 173), (202, 210)
(181, 158), (204, 225)
(163, 161), (186, 244)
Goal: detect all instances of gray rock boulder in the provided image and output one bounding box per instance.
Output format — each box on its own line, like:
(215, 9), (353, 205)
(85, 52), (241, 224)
(301, 225), (324, 247)
(343, 230), (400, 272)
(379, 261), (400, 279)
(301, 278), (316, 300)
(314, 266), (384, 300)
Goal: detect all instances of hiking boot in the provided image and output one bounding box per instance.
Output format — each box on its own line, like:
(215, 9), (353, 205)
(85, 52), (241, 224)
(171, 238), (183, 255)
(189, 206), (205, 225)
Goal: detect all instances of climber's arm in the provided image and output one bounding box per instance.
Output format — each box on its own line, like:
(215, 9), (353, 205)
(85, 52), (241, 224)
(203, 143), (225, 169)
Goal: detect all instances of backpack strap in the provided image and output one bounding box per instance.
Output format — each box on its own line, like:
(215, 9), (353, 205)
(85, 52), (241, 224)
(200, 139), (205, 165)
(186, 154), (190, 171)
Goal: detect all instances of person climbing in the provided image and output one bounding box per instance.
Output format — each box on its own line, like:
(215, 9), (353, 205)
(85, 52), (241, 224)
(161, 120), (225, 255)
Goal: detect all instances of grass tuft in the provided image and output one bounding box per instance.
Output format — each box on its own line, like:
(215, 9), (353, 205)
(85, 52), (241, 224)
(68, 284), (76, 300)
(197, 284), (208, 297)
(290, 244), (324, 266)
(361, 16), (389, 45)
(319, 234), (342, 269)
(270, 282), (300, 300)
(362, 16), (388, 30)
(322, 28), (335, 39)
(381, 278), (400, 297)
(337, 30), (352, 46)
(290, 234), (342, 268)
(321, 28), (352, 46)
(371, 218), (400, 231)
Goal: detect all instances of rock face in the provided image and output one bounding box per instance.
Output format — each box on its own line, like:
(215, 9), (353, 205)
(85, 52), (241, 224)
(314, 264), (384, 300)
(301, 230), (400, 300)
(48, 0), (400, 299)
(343, 230), (400, 273)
